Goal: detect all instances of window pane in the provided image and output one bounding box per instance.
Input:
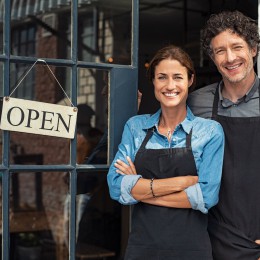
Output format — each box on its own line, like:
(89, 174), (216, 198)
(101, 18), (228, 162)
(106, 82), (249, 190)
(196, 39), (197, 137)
(0, 130), (2, 164)
(77, 69), (108, 165)
(0, 2), (2, 54)
(8, 170), (121, 259)
(75, 170), (120, 259)
(10, 0), (71, 60)
(78, 0), (132, 64)
(0, 180), (2, 259)
(9, 0), (132, 62)
(10, 62), (71, 101)
(10, 133), (70, 165)
(0, 62), (3, 96)
(10, 171), (69, 260)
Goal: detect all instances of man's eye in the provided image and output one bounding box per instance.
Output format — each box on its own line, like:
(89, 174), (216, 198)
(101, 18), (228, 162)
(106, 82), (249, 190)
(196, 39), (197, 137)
(215, 49), (224, 55)
(234, 46), (242, 50)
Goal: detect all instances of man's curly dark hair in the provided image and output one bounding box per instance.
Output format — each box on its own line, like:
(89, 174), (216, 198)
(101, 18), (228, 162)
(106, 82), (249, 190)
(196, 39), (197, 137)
(201, 10), (260, 64)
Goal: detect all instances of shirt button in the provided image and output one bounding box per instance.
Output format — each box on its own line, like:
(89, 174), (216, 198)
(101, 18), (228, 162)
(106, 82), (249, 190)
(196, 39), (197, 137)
(233, 104), (237, 107)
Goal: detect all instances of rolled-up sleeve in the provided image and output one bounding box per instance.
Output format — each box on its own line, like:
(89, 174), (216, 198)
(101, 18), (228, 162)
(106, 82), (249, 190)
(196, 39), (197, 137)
(107, 120), (142, 205)
(185, 184), (207, 213)
(120, 175), (142, 204)
(199, 122), (224, 210)
(189, 122), (224, 213)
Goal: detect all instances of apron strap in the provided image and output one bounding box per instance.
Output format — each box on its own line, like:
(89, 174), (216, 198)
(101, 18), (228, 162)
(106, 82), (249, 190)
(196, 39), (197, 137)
(212, 83), (220, 118)
(186, 129), (192, 149)
(139, 128), (154, 152)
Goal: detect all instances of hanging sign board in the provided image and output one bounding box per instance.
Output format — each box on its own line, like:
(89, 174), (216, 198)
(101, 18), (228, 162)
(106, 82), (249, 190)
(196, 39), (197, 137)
(0, 97), (78, 139)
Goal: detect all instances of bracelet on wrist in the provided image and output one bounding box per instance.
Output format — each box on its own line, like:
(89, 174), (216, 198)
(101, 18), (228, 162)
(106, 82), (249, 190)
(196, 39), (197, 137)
(150, 178), (156, 198)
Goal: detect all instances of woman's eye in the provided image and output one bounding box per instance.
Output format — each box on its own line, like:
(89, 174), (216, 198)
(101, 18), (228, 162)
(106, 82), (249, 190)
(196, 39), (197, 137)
(158, 76), (166, 80)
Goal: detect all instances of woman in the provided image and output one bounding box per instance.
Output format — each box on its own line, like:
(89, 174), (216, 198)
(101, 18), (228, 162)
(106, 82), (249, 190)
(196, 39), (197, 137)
(107, 45), (224, 259)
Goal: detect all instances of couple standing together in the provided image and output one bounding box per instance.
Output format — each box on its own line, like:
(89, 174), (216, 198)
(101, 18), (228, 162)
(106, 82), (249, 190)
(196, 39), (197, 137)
(107, 10), (260, 260)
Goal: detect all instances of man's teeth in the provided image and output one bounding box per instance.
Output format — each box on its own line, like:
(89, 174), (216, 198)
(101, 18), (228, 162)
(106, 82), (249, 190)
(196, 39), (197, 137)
(226, 64), (240, 70)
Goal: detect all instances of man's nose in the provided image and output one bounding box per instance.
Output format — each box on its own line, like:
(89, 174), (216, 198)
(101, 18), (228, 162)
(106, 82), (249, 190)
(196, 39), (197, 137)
(226, 49), (236, 62)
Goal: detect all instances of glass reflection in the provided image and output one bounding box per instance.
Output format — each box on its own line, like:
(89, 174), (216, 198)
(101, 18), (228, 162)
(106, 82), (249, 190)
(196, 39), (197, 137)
(0, 180), (2, 259)
(10, 132), (69, 165)
(8, 0), (132, 63)
(0, 14), (2, 53)
(78, 0), (132, 64)
(77, 69), (108, 165)
(62, 170), (121, 259)
(9, 171), (68, 260)
(75, 171), (120, 259)
(0, 63), (3, 96)
(10, 0), (71, 60)
(10, 62), (71, 101)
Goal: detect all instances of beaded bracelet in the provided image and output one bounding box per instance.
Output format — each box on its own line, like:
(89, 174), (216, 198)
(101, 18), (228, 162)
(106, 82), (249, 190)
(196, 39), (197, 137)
(150, 178), (156, 198)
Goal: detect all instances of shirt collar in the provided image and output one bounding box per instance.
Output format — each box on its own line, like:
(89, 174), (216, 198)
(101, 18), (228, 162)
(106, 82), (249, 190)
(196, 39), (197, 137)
(143, 106), (195, 135)
(219, 75), (259, 107)
(245, 76), (259, 101)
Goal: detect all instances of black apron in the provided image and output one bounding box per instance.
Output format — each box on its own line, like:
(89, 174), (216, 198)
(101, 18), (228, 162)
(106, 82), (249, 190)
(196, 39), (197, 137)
(124, 128), (212, 260)
(208, 83), (260, 260)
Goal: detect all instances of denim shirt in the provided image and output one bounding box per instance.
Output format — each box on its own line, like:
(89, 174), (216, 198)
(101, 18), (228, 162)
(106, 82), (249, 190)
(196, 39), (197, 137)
(107, 107), (224, 214)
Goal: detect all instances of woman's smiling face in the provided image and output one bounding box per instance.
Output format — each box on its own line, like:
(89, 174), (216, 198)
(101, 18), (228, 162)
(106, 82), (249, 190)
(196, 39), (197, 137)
(153, 58), (193, 110)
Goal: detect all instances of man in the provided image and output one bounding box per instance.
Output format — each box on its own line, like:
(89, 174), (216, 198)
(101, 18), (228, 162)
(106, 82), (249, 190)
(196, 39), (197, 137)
(188, 10), (260, 259)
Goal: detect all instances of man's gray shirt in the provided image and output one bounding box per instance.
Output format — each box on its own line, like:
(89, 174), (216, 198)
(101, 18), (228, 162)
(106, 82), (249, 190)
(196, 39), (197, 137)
(187, 77), (260, 118)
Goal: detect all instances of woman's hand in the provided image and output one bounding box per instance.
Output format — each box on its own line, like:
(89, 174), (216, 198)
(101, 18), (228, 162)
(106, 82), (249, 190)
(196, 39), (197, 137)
(114, 157), (198, 190)
(115, 157), (137, 175)
(114, 156), (198, 201)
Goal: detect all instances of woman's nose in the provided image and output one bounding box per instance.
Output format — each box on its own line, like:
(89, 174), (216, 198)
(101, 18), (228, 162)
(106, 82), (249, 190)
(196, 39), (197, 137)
(166, 78), (175, 89)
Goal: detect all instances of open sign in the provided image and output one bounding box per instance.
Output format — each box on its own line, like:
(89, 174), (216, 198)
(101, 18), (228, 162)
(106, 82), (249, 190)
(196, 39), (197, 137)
(0, 97), (77, 139)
